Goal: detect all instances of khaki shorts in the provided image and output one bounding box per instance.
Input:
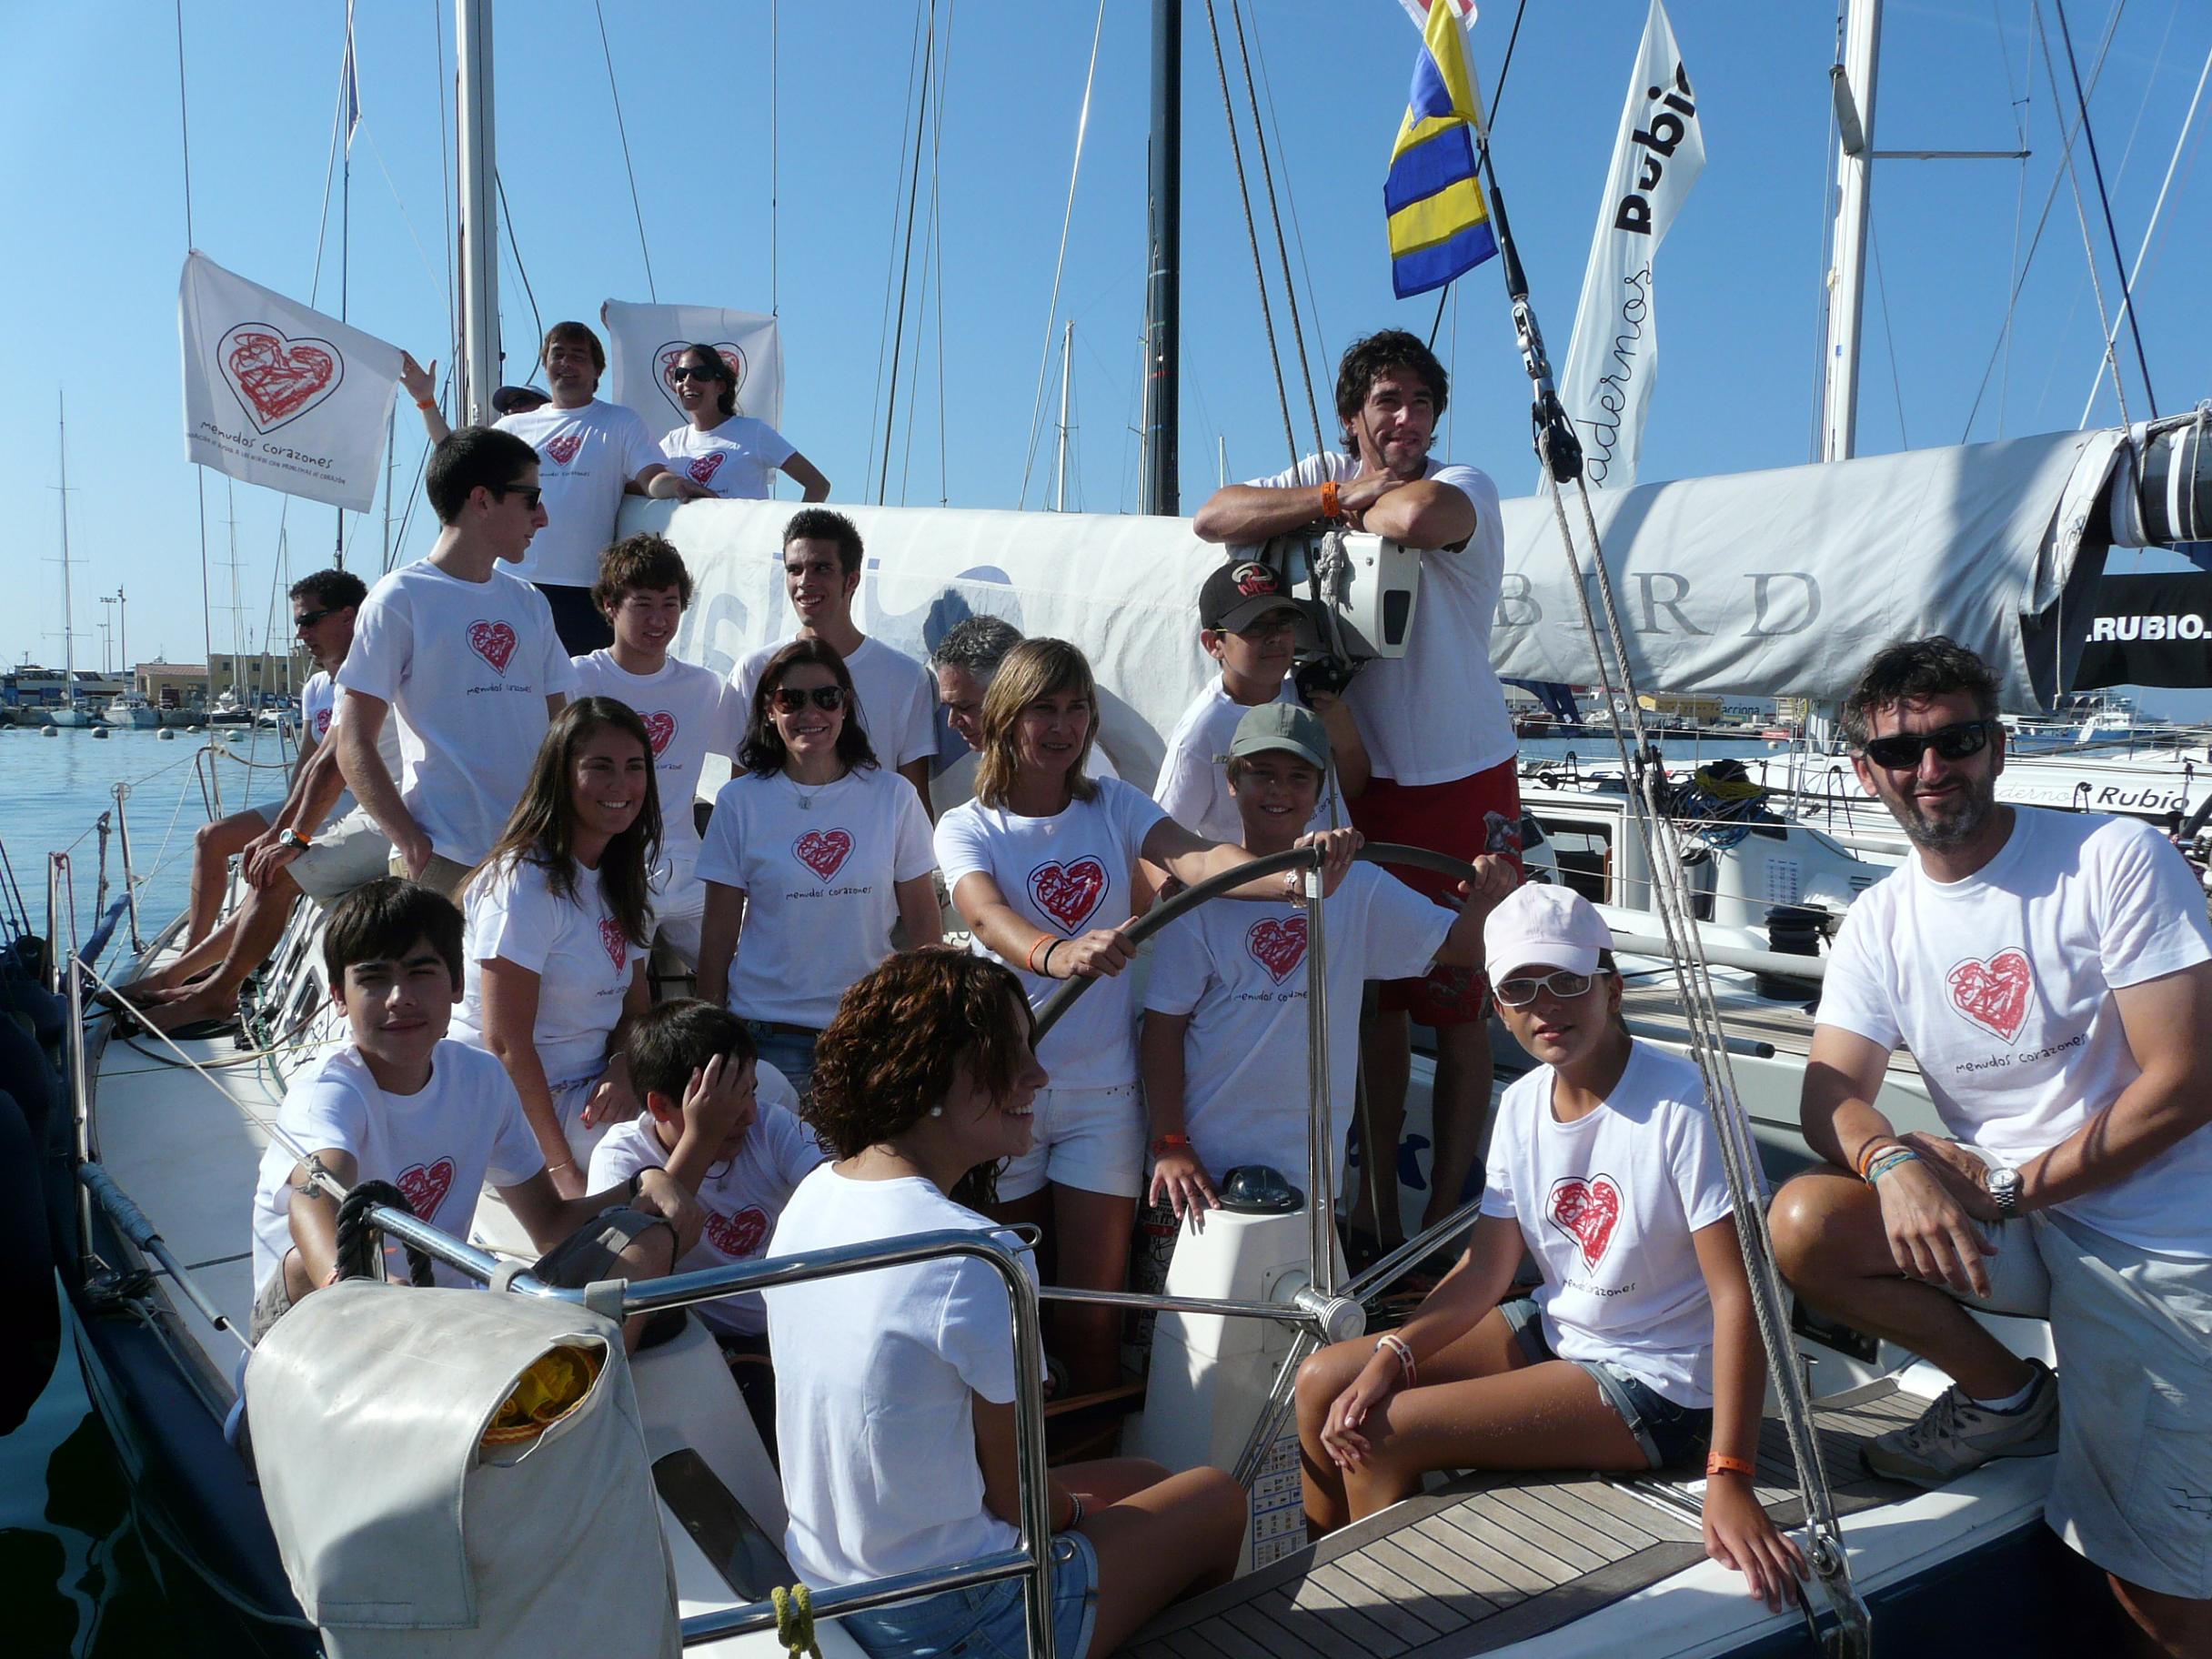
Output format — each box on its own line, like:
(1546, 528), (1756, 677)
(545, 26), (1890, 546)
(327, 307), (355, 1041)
(388, 850), (475, 900)
(291, 808), (393, 900)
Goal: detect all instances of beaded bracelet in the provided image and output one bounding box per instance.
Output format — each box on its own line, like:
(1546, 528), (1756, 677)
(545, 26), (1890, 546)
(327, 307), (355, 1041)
(1865, 1148), (1922, 1184)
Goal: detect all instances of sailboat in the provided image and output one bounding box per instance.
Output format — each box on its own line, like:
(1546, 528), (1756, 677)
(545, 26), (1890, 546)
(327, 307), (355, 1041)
(45, 394), (97, 730)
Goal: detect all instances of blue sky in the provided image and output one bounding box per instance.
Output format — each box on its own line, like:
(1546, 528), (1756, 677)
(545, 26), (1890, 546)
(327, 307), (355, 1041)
(3, 1), (2207, 706)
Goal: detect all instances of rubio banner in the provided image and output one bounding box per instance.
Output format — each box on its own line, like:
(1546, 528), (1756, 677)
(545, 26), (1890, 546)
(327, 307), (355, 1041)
(602, 301), (784, 437)
(2071, 572), (2212, 690)
(177, 252), (401, 512)
(1555, 0), (1704, 490)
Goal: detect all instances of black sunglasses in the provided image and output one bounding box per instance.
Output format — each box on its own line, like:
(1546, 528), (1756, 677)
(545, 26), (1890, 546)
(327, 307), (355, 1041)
(293, 608), (337, 631)
(770, 686), (847, 713)
(491, 483), (543, 511)
(1860, 719), (1996, 770)
(667, 364), (726, 384)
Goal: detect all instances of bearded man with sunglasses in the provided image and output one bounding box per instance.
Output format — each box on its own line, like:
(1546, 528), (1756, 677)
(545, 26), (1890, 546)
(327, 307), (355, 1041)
(1768, 636), (2212, 1654)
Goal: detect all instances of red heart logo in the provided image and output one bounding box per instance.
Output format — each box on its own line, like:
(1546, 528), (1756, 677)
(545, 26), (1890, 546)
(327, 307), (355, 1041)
(794, 829), (853, 880)
(315, 707), (332, 739)
(654, 340), (749, 418)
(467, 620), (518, 675)
(642, 710), (677, 755)
(686, 452), (725, 486)
(219, 323), (344, 433)
(1546, 1174), (1623, 1269)
(1946, 949), (2033, 1042)
(704, 1206), (769, 1260)
(395, 1157), (457, 1224)
(598, 917), (628, 971)
(1246, 915), (1307, 984)
(1029, 858), (1108, 932)
(544, 433), (583, 466)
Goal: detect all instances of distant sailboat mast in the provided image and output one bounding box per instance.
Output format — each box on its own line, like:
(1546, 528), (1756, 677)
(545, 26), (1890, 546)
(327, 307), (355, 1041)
(55, 391), (78, 712)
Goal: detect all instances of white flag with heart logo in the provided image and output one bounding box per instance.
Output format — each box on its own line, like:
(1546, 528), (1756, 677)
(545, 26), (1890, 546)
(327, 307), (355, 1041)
(600, 299), (784, 437)
(176, 251), (401, 512)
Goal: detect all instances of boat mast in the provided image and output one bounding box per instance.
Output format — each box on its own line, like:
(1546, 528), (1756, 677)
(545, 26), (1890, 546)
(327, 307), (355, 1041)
(1055, 321), (1074, 512)
(456, 0), (501, 427)
(1820, 0), (1882, 461)
(1140, 0), (1181, 515)
(55, 392), (76, 709)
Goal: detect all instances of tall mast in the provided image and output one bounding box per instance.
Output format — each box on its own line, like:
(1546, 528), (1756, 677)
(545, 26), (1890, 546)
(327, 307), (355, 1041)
(1820, 0), (1882, 461)
(1140, 0), (1181, 516)
(456, 0), (501, 427)
(56, 393), (76, 707)
(1055, 321), (1074, 512)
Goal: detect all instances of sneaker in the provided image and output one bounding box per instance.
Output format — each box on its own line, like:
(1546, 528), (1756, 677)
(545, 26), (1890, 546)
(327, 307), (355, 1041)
(1864, 1358), (2059, 1488)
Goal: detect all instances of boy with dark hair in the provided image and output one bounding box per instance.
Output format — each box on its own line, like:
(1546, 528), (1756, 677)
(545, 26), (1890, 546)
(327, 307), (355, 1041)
(570, 535), (746, 961)
(587, 999), (823, 1442)
(246, 880), (702, 1348)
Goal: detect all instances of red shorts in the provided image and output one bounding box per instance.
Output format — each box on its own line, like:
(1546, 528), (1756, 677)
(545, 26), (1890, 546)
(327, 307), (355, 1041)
(1350, 758), (1524, 1027)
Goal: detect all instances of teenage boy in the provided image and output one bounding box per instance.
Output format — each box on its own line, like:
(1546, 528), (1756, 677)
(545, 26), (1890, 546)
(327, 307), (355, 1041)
(1141, 704), (1514, 1227)
(247, 879), (703, 1350)
(731, 508), (936, 815)
(570, 534), (747, 962)
(337, 427), (580, 900)
(587, 1000), (825, 1444)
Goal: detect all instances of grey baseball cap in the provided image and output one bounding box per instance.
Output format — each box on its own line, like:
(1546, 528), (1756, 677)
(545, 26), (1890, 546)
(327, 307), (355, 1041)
(1229, 700), (1331, 771)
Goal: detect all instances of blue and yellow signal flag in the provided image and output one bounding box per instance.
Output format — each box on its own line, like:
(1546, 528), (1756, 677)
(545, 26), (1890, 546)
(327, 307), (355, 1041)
(1384, 1), (1498, 298)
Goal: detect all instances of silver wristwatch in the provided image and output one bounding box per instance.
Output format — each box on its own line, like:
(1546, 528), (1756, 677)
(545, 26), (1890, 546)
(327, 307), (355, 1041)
(1986, 1164), (2022, 1218)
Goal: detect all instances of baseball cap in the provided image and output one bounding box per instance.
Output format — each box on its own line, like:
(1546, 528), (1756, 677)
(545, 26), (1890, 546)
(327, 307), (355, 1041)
(491, 384), (549, 416)
(1483, 883), (1614, 987)
(1200, 559), (1321, 643)
(1228, 701), (1331, 772)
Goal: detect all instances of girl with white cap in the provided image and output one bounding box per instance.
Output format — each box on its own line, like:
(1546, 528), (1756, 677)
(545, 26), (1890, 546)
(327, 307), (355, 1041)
(1292, 882), (1808, 1612)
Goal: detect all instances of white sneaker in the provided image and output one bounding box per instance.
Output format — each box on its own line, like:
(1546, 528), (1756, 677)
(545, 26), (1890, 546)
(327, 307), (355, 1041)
(1864, 1358), (2059, 1488)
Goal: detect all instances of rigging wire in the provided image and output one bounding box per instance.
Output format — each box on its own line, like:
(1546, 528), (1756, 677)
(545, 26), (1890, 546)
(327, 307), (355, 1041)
(174, 0), (216, 704)
(1867, 220), (1910, 448)
(878, 0), (937, 505)
(2051, 0), (2159, 416)
(864, 3), (932, 498)
(930, 4), (954, 508)
(432, 0), (456, 362)
(1426, 0), (1530, 356)
(771, 0), (780, 316)
(591, 0), (658, 301)
(1991, 0), (2032, 440)
(1248, 22), (1329, 384)
(1227, 0), (1323, 457)
(495, 170), (546, 375)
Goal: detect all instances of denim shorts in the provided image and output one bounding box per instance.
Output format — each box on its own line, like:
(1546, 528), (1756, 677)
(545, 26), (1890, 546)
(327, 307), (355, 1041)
(1499, 1296), (1713, 1469)
(841, 1532), (1099, 1659)
(743, 1021), (819, 1093)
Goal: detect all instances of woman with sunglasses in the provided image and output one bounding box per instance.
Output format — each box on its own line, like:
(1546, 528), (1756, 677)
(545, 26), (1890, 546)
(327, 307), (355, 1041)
(1294, 883), (1808, 1614)
(657, 343), (831, 502)
(694, 638), (940, 1089)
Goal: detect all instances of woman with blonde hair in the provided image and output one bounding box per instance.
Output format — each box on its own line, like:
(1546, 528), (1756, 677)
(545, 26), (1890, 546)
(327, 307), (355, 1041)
(934, 638), (1355, 1393)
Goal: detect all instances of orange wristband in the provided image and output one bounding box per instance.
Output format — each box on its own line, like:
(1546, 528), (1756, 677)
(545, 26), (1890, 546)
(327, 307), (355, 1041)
(1026, 935), (1055, 974)
(414, 397), (437, 410)
(1320, 478), (1342, 522)
(1706, 1453), (1756, 1481)
(1853, 1136), (1906, 1181)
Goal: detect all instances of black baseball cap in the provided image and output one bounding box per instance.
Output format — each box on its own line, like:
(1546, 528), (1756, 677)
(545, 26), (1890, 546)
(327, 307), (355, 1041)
(1199, 559), (1322, 642)
(491, 384), (550, 416)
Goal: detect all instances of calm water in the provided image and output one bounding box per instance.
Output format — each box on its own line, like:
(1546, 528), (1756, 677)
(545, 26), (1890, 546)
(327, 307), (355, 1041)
(1, 725), (290, 1658)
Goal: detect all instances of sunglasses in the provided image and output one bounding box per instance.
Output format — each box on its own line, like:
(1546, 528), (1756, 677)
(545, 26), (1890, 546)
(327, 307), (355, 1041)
(667, 364), (725, 383)
(1494, 970), (1597, 1008)
(770, 686), (847, 713)
(493, 483), (544, 511)
(1860, 719), (1996, 770)
(293, 608), (337, 631)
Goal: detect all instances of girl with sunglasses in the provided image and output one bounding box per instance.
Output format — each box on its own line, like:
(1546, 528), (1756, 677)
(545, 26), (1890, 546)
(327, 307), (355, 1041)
(657, 342), (831, 502)
(1293, 883), (1808, 1614)
(695, 638), (940, 1089)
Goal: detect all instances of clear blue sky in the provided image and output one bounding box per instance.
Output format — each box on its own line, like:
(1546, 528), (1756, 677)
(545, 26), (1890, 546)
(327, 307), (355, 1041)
(3, 1), (2207, 704)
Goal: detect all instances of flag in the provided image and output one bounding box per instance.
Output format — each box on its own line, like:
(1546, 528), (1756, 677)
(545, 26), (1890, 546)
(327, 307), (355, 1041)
(341, 0), (359, 154)
(1556, 0), (1704, 488)
(601, 300), (785, 436)
(1384, 0), (1496, 298)
(177, 252), (401, 512)
(1397, 0), (1477, 31)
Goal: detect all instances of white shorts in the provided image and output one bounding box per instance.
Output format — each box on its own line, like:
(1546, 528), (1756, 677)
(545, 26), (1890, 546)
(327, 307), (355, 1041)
(290, 808), (394, 900)
(997, 1081), (1144, 1202)
(651, 866), (706, 965)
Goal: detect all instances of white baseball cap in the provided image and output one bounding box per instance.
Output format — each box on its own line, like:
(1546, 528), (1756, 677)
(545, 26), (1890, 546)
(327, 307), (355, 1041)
(1483, 882), (1614, 987)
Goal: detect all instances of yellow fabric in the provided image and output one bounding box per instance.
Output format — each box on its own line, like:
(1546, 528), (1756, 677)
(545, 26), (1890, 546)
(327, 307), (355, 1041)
(481, 1343), (602, 1446)
(1387, 177), (1492, 254)
(1390, 0), (1481, 163)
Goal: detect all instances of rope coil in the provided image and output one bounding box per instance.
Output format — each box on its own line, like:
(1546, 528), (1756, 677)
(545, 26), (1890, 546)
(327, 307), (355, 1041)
(334, 1179), (435, 1288)
(770, 1584), (822, 1659)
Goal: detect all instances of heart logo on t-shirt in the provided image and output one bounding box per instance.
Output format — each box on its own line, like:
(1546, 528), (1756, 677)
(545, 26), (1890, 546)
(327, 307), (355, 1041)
(219, 324), (344, 432)
(686, 452), (726, 486)
(794, 829), (853, 880)
(396, 1157), (457, 1223)
(642, 710), (677, 755)
(1546, 1173), (1623, 1269)
(544, 433), (583, 466)
(1946, 949), (2033, 1043)
(704, 1206), (769, 1260)
(468, 620), (518, 675)
(598, 917), (628, 971)
(1247, 915), (1308, 984)
(1029, 858), (1107, 932)
(315, 707), (332, 738)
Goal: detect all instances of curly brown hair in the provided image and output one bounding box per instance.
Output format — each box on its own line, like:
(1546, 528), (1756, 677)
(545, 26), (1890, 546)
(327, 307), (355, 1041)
(807, 947), (1034, 1159)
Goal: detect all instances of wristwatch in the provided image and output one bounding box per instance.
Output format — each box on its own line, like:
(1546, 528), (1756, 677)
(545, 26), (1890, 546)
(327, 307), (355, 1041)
(1986, 1164), (2022, 1218)
(278, 828), (312, 852)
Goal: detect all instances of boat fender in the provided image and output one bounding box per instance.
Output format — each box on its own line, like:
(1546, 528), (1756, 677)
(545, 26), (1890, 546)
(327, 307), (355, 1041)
(0, 1086), (59, 1432)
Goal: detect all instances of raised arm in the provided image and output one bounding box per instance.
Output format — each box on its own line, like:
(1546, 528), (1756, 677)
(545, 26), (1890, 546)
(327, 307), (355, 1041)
(637, 462), (715, 502)
(400, 353), (452, 444)
(1356, 478), (1476, 548)
(336, 688), (429, 876)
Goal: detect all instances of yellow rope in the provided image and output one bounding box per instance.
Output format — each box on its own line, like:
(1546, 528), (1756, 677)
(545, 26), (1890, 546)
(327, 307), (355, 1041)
(771, 1584), (822, 1659)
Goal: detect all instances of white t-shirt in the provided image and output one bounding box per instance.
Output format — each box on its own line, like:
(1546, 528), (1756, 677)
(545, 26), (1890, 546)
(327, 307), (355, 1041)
(451, 853), (639, 1088)
(694, 766), (938, 1029)
(733, 635), (937, 770)
(930, 739), (1117, 820)
(1242, 454), (1512, 785)
(1480, 1042), (1738, 1407)
(1154, 679), (1342, 842)
(300, 671), (337, 747)
(569, 650), (746, 872)
(1818, 808), (2212, 1255)
(1144, 865), (1451, 1185)
(337, 560), (578, 866)
(659, 417), (796, 500)
(762, 1168), (1037, 1588)
(935, 778), (1167, 1088)
(584, 1061), (822, 1337)
(496, 399), (664, 587)
(249, 1041), (544, 1292)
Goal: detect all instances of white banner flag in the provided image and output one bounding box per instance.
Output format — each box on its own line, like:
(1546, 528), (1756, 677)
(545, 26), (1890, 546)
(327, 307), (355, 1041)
(601, 300), (784, 438)
(1556, 0), (1704, 490)
(177, 252), (400, 512)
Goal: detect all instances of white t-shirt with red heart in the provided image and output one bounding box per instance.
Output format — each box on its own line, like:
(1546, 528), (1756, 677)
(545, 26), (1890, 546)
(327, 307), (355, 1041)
(732, 635), (938, 771)
(450, 851), (641, 1089)
(1817, 807), (2212, 1255)
(1142, 865), (1451, 1186)
(568, 650), (747, 874)
(694, 765), (938, 1030)
(935, 778), (1168, 1089)
(585, 1061), (823, 1337)
(300, 671), (337, 747)
(1479, 1041), (1739, 1408)
(659, 416), (796, 500)
(496, 398), (665, 587)
(249, 1040), (544, 1294)
(1153, 678), (1342, 842)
